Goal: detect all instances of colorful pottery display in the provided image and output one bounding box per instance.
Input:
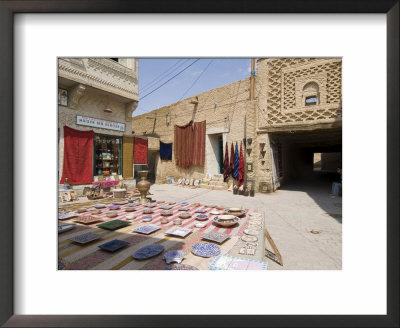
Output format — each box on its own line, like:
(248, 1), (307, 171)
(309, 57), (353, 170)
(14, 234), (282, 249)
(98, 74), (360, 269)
(160, 218), (169, 224)
(141, 216), (153, 222)
(76, 208), (87, 213)
(58, 212), (78, 220)
(213, 216), (239, 227)
(132, 244), (164, 260)
(143, 209), (153, 214)
(132, 225), (161, 235)
(195, 214), (208, 221)
(163, 250), (185, 264)
(98, 239), (129, 252)
(241, 235), (258, 242)
(69, 232), (101, 245)
(106, 211), (118, 218)
(191, 243), (221, 258)
(74, 215), (104, 225)
(179, 213), (191, 219)
(164, 227), (193, 238)
(97, 220), (130, 231)
(164, 264), (198, 270)
(58, 223), (76, 233)
(173, 219), (182, 225)
(202, 231), (231, 244)
(109, 205), (120, 210)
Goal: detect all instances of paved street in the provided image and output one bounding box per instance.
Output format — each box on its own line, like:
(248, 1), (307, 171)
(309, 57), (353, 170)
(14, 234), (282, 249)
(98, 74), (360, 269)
(60, 181), (342, 270)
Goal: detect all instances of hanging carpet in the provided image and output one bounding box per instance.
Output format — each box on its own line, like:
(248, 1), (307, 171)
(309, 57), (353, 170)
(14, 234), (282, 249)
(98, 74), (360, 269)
(60, 126), (94, 185)
(192, 121), (206, 166)
(230, 142), (235, 179)
(223, 142), (230, 181)
(233, 141), (239, 180)
(134, 137), (148, 164)
(159, 141), (173, 161)
(239, 141), (244, 186)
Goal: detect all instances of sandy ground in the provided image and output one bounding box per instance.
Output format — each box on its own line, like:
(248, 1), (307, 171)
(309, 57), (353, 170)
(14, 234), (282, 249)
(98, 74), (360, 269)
(61, 181), (342, 270)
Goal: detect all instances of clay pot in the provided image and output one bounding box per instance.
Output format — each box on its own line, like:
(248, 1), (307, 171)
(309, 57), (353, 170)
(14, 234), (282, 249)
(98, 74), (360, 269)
(137, 170), (151, 204)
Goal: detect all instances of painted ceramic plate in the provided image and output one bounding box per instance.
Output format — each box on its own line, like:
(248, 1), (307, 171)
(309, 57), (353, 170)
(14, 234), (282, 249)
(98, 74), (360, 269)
(178, 207), (190, 211)
(195, 222), (206, 228)
(164, 227), (193, 238)
(133, 225), (161, 235)
(98, 239), (129, 252)
(202, 231), (231, 244)
(163, 250), (185, 264)
(76, 208), (87, 213)
(58, 212), (78, 220)
(161, 210), (173, 216)
(90, 209), (102, 215)
(143, 209), (154, 214)
(58, 223), (76, 233)
(141, 216), (153, 222)
(173, 219), (182, 225)
(213, 216), (239, 227)
(74, 215), (104, 225)
(195, 214), (208, 221)
(191, 243), (221, 258)
(177, 179), (183, 184)
(180, 202), (189, 205)
(195, 209), (206, 213)
(125, 207), (136, 212)
(241, 235), (258, 242)
(193, 180), (200, 186)
(106, 211), (118, 218)
(132, 244), (164, 260)
(247, 224), (262, 231)
(185, 179), (190, 185)
(224, 209), (246, 217)
(164, 264), (198, 270)
(244, 229), (259, 236)
(94, 204), (107, 209)
(179, 213), (191, 219)
(69, 232), (101, 244)
(145, 204), (156, 208)
(97, 220), (130, 231)
(160, 218), (169, 224)
(109, 205), (120, 210)
(210, 210), (220, 215)
(168, 202), (176, 205)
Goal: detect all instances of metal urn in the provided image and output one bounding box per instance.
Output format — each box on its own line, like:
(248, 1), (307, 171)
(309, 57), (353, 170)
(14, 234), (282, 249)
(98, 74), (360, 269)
(137, 170), (151, 204)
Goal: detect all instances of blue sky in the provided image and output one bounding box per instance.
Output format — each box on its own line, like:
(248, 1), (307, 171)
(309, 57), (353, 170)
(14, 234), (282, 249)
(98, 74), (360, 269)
(133, 58), (251, 117)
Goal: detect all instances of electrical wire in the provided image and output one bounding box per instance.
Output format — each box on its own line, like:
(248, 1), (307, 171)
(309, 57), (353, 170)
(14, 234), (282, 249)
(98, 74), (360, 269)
(139, 59), (189, 93)
(140, 59), (200, 100)
(178, 59), (213, 101)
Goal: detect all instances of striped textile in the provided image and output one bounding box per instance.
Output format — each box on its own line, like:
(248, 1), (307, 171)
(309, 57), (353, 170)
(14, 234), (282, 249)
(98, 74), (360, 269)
(58, 201), (255, 270)
(239, 141), (244, 186)
(230, 142), (235, 178)
(192, 121), (206, 166)
(233, 142), (239, 179)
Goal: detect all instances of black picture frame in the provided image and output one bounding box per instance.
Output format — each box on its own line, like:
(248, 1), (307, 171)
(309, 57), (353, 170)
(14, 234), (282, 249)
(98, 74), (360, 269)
(0, 1), (398, 327)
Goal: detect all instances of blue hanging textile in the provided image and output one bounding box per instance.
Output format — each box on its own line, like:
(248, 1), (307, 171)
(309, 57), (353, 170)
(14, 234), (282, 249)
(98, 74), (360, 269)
(159, 141), (173, 161)
(233, 142), (239, 179)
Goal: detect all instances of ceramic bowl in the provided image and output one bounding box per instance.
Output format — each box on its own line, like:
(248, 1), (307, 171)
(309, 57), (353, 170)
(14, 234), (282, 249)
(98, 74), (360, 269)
(90, 209), (102, 215)
(143, 209), (153, 214)
(76, 208), (87, 213)
(179, 213), (191, 219)
(106, 211), (118, 218)
(213, 216), (239, 227)
(173, 219), (182, 225)
(195, 222), (206, 228)
(229, 207), (241, 212)
(109, 205), (120, 210)
(161, 210), (173, 216)
(160, 218), (169, 224)
(195, 214), (208, 221)
(210, 210), (220, 215)
(224, 209), (246, 217)
(125, 207), (136, 212)
(125, 214), (136, 220)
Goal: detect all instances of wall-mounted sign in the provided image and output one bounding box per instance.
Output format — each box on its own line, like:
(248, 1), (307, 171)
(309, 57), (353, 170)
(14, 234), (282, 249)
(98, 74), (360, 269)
(76, 115), (125, 132)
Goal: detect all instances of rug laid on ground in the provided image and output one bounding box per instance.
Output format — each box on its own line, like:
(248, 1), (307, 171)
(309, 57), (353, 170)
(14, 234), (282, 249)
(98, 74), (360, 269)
(58, 199), (264, 270)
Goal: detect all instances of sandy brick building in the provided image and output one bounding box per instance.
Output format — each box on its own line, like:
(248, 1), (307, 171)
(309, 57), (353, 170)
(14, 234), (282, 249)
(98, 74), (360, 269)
(133, 58), (342, 193)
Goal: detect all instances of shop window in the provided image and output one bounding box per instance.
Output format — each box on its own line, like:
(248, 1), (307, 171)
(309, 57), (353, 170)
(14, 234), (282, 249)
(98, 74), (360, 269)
(302, 82), (319, 106)
(58, 88), (68, 106)
(94, 134), (122, 176)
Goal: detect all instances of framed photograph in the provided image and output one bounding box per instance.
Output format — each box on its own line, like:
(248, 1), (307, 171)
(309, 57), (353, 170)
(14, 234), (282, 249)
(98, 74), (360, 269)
(1, 1), (398, 327)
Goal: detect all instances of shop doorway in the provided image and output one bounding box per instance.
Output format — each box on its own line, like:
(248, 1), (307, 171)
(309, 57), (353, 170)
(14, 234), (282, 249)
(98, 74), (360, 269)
(206, 134), (224, 175)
